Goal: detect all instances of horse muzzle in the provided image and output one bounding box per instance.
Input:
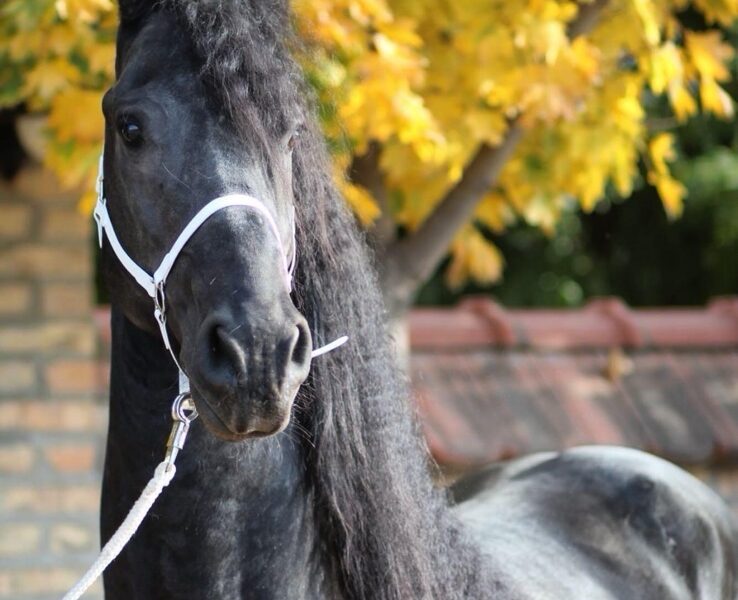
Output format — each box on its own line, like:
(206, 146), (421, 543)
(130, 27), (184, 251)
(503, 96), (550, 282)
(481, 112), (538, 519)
(184, 307), (312, 440)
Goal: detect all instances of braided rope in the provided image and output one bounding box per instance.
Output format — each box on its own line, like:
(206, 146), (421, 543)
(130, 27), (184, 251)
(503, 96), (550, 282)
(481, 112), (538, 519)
(61, 462), (176, 600)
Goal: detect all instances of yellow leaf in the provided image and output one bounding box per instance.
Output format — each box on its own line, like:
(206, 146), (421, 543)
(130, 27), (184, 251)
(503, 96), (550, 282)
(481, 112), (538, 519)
(569, 37), (601, 81)
(22, 59), (81, 103)
(87, 42), (116, 77)
(649, 42), (682, 94)
(632, 0), (661, 47)
(55, 0), (113, 24)
(78, 189), (97, 214)
(523, 193), (562, 233)
(668, 85), (698, 122)
(648, 132), (676, 176)
(446, 228), (504, 288)
(686, 30), (734, 82)
(649, 172), (686, 218)
(339, 180), (381, 225)
(44, 140), (100, 189)
(377, 19), (423, 48)
(693, 0), (738, 27)
(47, 89), (104, 143)
(464, 108), (507, 146)
(699, 77), (735, 119)
(578, 169), (607, 212)
(46, 24), (81, 56)
(475, 193), (514, 233)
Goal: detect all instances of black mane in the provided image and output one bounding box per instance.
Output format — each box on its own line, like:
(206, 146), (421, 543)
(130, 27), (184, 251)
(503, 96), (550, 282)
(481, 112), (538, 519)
(131, 1), (499, 598)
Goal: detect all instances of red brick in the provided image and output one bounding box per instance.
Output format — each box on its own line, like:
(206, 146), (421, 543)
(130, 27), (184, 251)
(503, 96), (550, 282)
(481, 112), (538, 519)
(0, 244), (90, 279)
(9, 165), (76, 205)
(0, 322), (95, 355)
(0, 204), (33, 239)
(45, 444), (95, 472)
(0, 524), (41, 557)
(46, 359), (99, 395)
(1, 484), (99, 513)
(39, 206), (91, 241)
(42, 282), (92, 317)
(49, 523), (95, 554)
(0, 361), (36, 395)
(0, 283), (33, 318)
(0, 567), (80, 596)
(0, 444), (34, 473)
(0, 400), (106, 432)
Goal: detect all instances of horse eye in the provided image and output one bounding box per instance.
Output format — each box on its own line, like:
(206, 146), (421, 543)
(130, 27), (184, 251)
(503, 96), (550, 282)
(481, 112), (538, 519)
(118, 115), (143, 145)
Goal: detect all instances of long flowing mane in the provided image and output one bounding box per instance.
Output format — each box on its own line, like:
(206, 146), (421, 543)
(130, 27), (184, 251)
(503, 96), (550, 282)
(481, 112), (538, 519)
(120, 2), (501, 597)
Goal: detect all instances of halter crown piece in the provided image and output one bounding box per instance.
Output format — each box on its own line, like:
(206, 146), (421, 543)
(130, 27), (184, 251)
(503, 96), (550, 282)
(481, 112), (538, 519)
(93, 152), (347, 395)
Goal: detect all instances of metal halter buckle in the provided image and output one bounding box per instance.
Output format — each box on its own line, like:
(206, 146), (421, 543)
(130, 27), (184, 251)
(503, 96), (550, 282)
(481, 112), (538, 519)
(164, 394), (198, 471)
(154, 281), (166, 317)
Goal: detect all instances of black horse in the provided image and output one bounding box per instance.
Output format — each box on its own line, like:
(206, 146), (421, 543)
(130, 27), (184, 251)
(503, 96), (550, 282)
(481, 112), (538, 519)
(99, 1), (738, 598)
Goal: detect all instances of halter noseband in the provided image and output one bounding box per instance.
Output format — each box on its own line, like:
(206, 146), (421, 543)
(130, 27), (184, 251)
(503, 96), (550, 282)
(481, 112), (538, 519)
(93, 153), (345, 394)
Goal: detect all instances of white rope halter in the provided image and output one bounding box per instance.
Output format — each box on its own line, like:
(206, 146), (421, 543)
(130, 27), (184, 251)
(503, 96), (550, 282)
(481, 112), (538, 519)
(93, 153), (346, 394)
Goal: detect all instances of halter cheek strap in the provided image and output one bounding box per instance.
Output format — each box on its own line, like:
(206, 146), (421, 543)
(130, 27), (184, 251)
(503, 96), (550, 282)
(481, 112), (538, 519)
(94, 153), (346, 394)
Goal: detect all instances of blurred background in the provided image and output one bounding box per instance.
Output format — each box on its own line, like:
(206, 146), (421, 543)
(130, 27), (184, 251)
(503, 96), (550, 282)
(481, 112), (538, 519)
(0, 0), (737, 597)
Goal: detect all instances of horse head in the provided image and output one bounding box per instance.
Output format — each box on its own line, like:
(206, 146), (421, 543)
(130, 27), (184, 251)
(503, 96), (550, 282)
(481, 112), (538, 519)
(100, 7), (311, 440)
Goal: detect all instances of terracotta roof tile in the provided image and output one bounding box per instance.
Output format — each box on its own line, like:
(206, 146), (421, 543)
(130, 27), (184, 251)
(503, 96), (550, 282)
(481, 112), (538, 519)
(411, 296), (738, 351)
(410, 298), (738, 469)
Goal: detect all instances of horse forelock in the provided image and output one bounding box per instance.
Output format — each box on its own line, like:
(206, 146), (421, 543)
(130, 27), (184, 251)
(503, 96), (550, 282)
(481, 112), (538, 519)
(158, 0), (301, 139)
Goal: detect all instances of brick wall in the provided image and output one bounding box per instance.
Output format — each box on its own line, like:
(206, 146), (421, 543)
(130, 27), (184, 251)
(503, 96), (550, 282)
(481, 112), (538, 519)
(0, 166), (105, 600)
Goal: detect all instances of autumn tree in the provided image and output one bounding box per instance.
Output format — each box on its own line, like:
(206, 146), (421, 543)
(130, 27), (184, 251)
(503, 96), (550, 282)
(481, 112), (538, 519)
(1, 0), (737, 318)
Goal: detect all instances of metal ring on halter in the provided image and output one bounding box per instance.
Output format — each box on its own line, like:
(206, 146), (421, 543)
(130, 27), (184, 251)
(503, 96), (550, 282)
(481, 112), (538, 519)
(154, 281), (166, 316)
(171, 393), (198, 423)
(164, 394), (198, 471)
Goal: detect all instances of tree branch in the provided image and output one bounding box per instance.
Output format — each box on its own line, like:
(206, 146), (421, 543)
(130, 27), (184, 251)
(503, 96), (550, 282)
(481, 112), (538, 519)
(567, 0), (609, 38)
(381, 127), (523, 315)
(349, 142), (396, 256)
(380, 0), (610, 315)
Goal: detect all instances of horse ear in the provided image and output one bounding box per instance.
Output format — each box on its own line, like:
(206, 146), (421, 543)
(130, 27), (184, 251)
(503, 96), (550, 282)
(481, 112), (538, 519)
(117, 0), (153, 24)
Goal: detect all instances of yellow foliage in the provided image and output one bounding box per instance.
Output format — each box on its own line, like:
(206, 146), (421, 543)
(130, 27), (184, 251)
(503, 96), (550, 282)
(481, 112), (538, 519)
(3, 0), (738, 287)
(87, 41), (116, 77)
(684, 30), (735, 118)
(649, 132), (676, 175)
(22, 59), (81, 105)
(475, 193), (515, 234)
(447, 228), (504, 289)
(55, 0), (113, 23)
(700, 76), (735, 117)
(669, 84), (699, 121)
(339, 179), (382, 225)
(648, 42), (682, 94)
(686, 30), (733, 81)
(693, 0), (738, 26)
(648, 132), (686, 217)
(649, 172), (687, 217)
(48, 89), (104, 143)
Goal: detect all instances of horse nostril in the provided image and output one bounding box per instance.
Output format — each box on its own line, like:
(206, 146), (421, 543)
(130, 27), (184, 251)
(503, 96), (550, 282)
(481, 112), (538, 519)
(201, 322), (242, 384)
(290, 319), (311, 368)
(194, 313), (311, 401)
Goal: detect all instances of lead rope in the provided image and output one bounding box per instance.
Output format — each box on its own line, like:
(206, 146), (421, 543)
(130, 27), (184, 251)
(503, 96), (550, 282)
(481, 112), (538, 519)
(61, 155), (348, 599)
(61, 394), (196, 600)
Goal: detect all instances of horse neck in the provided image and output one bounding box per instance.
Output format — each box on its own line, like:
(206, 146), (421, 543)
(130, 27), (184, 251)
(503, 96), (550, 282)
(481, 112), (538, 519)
(102, 307), (334, 599)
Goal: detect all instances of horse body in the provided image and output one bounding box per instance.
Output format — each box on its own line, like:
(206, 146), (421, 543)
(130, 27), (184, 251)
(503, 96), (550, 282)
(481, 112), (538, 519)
(453, 447), (738, 599)
(100, 2), (738, 598)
